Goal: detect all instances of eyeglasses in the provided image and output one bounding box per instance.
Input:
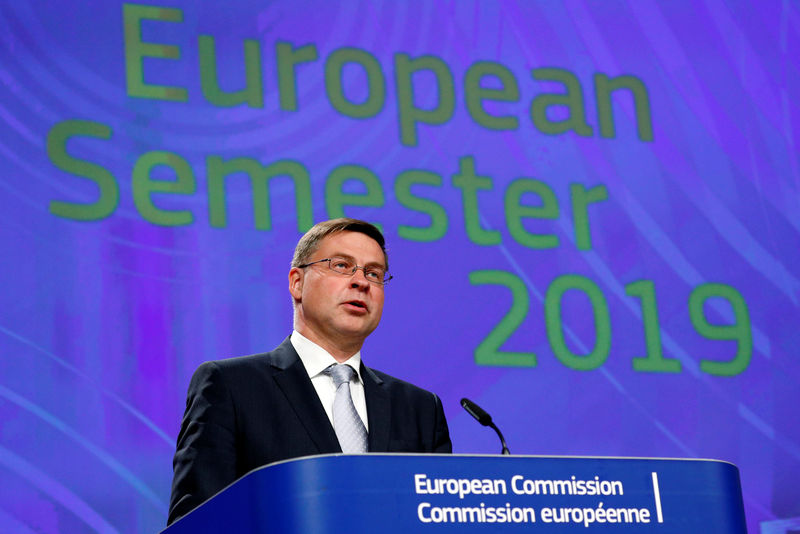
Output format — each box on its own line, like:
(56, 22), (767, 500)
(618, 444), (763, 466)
(298, 257), (392, 285)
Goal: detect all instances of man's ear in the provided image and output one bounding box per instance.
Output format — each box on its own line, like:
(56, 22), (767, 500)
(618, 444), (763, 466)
(288, 267), (303, 301)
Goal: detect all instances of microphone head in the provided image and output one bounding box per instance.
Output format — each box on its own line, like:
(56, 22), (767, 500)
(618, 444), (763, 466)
(460, 397), (493, 426)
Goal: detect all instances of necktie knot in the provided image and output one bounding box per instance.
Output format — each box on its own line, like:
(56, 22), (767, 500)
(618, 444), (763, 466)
(326, 363), (356, 388)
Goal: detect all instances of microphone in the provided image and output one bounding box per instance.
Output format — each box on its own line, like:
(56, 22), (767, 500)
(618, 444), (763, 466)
(460, 398), (510, 455)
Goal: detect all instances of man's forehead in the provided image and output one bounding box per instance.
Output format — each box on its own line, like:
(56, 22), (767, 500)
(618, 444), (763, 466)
(317, 230), (384, 264)
(316, 231), (383, 256)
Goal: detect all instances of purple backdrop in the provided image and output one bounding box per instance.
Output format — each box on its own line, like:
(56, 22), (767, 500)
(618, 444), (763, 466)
(1, 1), (798, 532)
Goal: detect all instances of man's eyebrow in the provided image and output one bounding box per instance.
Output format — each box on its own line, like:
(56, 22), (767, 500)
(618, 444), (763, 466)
(329, 253), (355, 261)
(330, 253), (386, 269)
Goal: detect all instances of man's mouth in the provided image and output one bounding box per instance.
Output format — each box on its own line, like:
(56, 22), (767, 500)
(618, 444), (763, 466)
(345, 300), (368, 310)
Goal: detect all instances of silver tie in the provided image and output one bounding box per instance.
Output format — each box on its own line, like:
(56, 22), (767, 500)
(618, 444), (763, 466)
(325, 364), (368, 453)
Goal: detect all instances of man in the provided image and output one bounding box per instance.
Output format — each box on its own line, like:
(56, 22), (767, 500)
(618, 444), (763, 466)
(168, 218), (451, 524)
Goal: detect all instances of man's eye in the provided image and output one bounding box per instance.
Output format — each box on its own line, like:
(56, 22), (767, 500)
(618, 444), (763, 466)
(365, 270), (381, 280)
(333, 260), (350, 269)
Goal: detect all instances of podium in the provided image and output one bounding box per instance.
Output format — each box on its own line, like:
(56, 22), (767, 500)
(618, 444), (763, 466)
(164, 454), (747, 533)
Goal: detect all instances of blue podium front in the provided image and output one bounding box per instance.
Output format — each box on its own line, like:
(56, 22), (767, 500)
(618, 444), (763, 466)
(164, 454), (747, 533)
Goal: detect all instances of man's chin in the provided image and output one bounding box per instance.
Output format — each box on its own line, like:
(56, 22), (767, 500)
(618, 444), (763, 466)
(333, 318), (378, 340)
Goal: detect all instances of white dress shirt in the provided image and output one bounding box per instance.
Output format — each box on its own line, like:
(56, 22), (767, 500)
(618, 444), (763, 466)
(290, 330), (369, 431)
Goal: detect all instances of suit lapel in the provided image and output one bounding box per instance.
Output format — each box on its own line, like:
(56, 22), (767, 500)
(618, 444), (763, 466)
(270, 338), (341, 453)
(362, 364), (390, 452)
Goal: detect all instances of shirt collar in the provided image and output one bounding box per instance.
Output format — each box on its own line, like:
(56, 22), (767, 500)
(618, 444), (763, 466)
(290, 330), (363, 383)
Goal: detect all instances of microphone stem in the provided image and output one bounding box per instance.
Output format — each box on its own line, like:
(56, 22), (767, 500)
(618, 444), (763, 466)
(489, 422), (510, 455)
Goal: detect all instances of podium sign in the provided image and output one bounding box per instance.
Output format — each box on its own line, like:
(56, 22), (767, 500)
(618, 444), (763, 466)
(165, 454), (747, 533)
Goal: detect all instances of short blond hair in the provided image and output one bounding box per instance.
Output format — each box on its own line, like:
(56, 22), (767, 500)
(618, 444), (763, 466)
(291, 218), (388, 270)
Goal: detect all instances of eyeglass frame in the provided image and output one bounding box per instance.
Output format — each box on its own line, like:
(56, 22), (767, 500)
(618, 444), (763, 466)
(297, 256), (393, 285)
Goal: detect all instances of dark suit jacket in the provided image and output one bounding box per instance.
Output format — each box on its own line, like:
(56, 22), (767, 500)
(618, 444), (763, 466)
(168, 337), (451, 524)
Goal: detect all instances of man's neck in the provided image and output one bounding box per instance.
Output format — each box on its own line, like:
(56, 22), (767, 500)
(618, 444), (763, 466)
(293, 326), (362, 363)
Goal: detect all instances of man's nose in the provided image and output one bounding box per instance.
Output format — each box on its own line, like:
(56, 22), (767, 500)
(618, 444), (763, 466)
(349, 267), (371, 288)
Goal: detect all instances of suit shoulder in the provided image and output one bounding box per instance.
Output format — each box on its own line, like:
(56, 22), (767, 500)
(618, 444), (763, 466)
(204, 352), (271, 370)
(191, 353), (267, 375)
(191, 338), (297, 383)
(199, 337), (296, 373)
(190, 352), (277, 390)
(368, 367), (440, 400)
(186, 353), (265, 388)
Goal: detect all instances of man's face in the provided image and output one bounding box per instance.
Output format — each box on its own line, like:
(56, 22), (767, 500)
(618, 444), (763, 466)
(289, 231), (386, 354)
